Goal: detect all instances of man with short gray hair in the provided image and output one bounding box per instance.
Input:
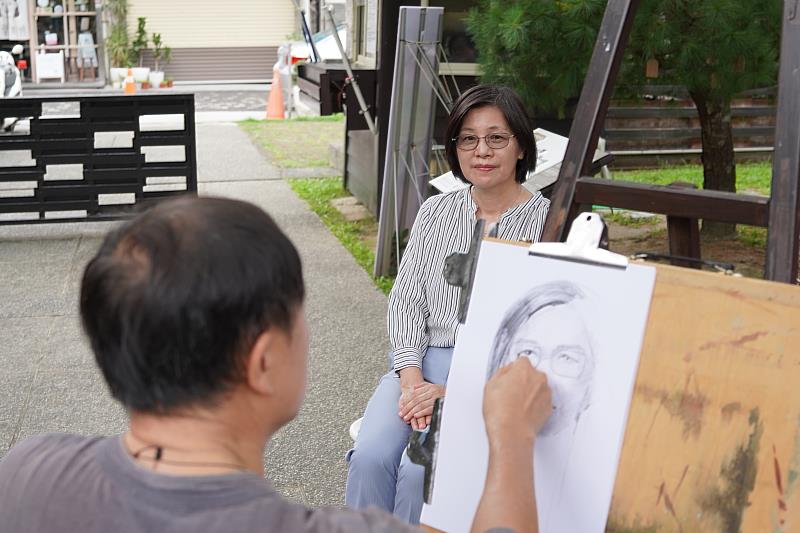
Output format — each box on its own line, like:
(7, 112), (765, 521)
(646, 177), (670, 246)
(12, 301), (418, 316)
(0, 196), (552, 533)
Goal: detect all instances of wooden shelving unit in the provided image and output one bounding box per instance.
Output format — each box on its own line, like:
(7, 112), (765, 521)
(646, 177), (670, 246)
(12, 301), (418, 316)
(30, 1), (101, 83)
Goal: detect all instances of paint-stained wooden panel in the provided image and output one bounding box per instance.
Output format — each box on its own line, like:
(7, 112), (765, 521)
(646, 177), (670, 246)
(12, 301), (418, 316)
(609, 264), (800, 532)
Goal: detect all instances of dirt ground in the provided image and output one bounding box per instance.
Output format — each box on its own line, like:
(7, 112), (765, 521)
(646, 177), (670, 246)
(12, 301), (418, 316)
(329, 194), (768, 281)
(605, 216), (766, 279)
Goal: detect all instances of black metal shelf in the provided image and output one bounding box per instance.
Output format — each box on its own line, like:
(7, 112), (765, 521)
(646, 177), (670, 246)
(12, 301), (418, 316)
(0, 93), (197, 224)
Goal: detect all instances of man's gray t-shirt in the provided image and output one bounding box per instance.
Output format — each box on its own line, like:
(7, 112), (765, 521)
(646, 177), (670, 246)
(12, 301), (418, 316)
(0, 434), (418, 533)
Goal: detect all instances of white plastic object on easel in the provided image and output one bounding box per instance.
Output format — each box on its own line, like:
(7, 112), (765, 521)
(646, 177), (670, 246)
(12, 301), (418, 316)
(529, 212), (628, 268)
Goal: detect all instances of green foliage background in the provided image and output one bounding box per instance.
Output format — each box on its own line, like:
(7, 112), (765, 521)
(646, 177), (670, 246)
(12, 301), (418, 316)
(624, 0), (781, 102)
(467, 0), (606, 117)
(467, 0), (781, 115)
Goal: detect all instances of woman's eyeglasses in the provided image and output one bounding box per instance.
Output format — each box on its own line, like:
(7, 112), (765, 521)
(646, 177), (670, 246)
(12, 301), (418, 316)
(453, 133), (516, 151)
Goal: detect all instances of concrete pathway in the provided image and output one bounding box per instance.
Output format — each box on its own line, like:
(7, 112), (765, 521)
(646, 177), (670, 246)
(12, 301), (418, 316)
(0, 120), (389, 507)
(24, 84), (271, 112)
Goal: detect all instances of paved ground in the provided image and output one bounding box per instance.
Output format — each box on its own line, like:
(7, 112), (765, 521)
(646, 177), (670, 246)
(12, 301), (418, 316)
(21, 82), (323, 123)
(23, 83), (271, 112)
(0, 120), (389, 506)
(16, 83), (315, 129)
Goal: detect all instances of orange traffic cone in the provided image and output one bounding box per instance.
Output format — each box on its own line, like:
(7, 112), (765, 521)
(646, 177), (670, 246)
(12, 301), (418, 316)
(266, 67), (285, 119)
(124, 68), (136, 95)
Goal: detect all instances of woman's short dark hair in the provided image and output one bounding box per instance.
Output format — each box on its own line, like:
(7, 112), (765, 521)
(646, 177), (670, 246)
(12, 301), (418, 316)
(80, 196), (305, 414)
(445, 84), (537, 184)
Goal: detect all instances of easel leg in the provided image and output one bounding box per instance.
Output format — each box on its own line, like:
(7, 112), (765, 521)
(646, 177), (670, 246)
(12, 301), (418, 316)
(667, 216), (701, 268)
(766, 0), (800, 283)
(541, 0), (641, 242)
(667, 182), (702, 268)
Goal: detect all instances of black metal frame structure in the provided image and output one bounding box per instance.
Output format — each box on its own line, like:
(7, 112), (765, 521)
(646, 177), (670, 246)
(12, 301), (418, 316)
(542, 0), (800, 283)
(0, 93), (197, 225)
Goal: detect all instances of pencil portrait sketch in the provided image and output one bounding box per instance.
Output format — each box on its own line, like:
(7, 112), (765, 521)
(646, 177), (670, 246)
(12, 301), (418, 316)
(422, 242), (656, 533)
(487, 281), (596, 436)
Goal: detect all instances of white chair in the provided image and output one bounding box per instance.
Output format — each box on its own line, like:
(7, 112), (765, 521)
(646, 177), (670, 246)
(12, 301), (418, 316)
(349, 417), (363, 442)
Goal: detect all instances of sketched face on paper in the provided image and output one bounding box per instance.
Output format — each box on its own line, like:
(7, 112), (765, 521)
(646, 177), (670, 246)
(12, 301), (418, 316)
(487, 281), (596, 436)
(509, 304), (593, 435)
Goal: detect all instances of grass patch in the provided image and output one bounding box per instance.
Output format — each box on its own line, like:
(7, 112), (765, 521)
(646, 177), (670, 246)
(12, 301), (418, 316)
(288, 177), (394, 294)
(603, 210), (661, 227)
(608, 163), (771, 252)
(613, 161), (772, 196)
(736, 226), (767, 247)
(281, 113), (345, 122)
(239, 114), (345, 169)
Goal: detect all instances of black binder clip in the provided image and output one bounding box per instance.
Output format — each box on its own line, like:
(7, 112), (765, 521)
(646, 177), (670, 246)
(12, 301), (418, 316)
(407, 398), (445, 504)
(443, 219), (485, 323)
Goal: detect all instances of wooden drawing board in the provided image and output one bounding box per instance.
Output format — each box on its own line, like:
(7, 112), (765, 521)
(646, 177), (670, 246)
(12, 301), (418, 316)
(422, 250), (800, 533)
(609, 262), (800, 532)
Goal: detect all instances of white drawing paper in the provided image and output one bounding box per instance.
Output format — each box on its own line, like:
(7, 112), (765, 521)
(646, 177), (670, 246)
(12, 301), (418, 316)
(531, 128), (569, 176)
(421, 241), (656, 533)
(429, 170), (469, 194)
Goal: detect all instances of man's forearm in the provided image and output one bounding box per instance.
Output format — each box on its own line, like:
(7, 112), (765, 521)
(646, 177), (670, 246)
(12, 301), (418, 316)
(471, 436), (537, 533)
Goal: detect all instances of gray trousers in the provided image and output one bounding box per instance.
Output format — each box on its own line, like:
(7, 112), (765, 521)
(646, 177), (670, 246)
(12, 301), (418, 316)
(345, 347), (453, 524)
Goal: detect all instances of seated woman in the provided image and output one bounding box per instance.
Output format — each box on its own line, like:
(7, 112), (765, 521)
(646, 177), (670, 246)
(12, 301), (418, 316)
(345, 84), (550, 524)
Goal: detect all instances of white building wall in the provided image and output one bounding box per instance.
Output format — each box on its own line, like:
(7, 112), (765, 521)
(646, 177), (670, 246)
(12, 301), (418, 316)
(126, 0), (296, 48)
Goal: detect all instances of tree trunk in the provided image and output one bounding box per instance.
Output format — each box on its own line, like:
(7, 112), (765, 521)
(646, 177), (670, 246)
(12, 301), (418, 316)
(690, 92), (737, 238)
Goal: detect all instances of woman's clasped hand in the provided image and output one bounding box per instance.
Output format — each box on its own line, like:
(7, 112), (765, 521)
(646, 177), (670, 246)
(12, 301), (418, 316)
(398, 381), (446, 430)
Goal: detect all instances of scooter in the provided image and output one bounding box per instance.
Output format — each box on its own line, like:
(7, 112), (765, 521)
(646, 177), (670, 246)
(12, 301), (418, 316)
(1, 44), (25, 133)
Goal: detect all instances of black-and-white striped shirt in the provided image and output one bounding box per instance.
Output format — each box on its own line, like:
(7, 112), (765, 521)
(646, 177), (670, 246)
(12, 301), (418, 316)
(388, 187), (550, 371)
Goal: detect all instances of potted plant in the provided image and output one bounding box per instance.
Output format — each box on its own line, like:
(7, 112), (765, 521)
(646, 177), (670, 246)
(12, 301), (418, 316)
(104, 0), (130, 87)
(148, 32), (171, 88)
(107, 29), (129, 87)
(129, 17), (150, 83)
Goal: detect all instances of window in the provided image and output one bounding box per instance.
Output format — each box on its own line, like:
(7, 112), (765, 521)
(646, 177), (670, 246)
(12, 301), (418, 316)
(429, 0), (478, 63)
(33, 0), (100, 83)
(351, 0), (376, 66)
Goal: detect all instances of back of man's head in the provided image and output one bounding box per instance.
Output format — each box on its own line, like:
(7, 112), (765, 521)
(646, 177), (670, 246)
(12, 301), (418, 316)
(80, 196), (305, 414)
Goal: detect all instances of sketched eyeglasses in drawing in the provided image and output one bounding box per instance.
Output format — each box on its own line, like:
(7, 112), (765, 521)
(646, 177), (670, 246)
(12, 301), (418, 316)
(488, 281), (596, 436)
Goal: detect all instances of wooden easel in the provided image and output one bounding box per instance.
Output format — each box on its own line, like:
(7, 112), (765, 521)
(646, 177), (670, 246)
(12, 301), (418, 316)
(421, 222), (800, 532)
(541, 0), (800, 284)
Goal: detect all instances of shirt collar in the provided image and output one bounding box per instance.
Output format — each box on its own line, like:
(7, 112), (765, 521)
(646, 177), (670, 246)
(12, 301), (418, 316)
(462, 187), (478, 215)
(462, 186), (540, 222)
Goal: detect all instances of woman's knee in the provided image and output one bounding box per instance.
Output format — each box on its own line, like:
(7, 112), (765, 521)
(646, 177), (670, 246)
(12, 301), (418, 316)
(394, 454), (425, 522)
(397, 452), (425, 487)
(348, 439), (403, 475)
(348, 370), (413, 478)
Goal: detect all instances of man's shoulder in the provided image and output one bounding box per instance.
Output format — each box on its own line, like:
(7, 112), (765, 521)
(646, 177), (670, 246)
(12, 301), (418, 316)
(0, 433), (104, 488)
(1, 433), (100, 467)
(0, 435), (420, 533)
(289, 503), (420, 533)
